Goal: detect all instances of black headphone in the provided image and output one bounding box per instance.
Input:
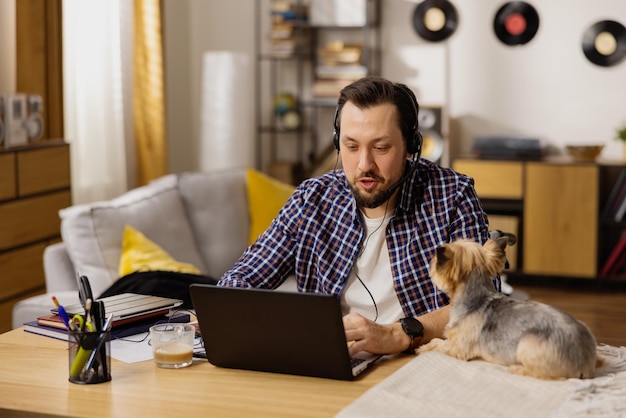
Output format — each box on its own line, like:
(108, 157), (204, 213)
(332, 85), (423, 157)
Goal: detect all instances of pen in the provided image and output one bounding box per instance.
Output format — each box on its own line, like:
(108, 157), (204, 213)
(57, 305), (72, 330)
(84, 298), (93, 330)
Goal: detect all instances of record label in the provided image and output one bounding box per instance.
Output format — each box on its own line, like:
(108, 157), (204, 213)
(413, 0), (458, 42)
(582, 20), (626, 67)
(493, 1), (540, 46)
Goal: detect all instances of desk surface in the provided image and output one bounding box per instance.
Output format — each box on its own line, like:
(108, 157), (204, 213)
(0, 328), (411, 417)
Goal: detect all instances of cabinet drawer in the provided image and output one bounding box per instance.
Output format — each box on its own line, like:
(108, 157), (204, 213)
(453, 160), (523, 199)
(0, 242), (47, 301)
(17, 145), (70, 196)
(2, 287), (44, 332)
(523, 163), (598, 278)
(488, 215), (519, 271)
(0, 191), (71, 250)
(0, 153), (17, 200)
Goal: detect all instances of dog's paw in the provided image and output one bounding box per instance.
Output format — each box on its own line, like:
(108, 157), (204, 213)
(418, 338), (446, 354)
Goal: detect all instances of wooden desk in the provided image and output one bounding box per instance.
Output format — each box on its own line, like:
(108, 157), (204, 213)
(0, 328), (411, 417)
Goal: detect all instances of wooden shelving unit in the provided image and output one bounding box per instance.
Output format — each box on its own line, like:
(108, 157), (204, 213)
(0, 141), (70, 332)
(453, 157), (626, 281)
(255, 0), (380, 184)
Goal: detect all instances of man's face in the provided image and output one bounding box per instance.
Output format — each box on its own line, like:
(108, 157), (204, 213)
(338, 101), (408, 217)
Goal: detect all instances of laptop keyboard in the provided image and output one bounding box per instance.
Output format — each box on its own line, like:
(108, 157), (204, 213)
(350, 357), (366, 368)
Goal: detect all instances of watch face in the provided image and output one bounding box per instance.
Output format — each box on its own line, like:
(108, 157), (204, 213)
(401, 317), (424, 338)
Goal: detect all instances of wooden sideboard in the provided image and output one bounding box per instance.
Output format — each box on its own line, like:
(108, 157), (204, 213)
(453, 157), (625, 280)
(0, 141), (71, 332)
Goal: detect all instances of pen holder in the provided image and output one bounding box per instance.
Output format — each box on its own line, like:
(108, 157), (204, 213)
(68, 329), (111, 384)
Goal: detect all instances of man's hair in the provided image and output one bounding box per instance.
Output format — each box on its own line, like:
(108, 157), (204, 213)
(336, 76), (419, 146)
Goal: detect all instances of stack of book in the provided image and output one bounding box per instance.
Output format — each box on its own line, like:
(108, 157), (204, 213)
(24, 311), (190, 341)
(269, 1), (309, 58)
(312, 41), (367, 98)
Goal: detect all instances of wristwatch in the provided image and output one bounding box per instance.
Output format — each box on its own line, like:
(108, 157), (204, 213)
(400, 317), (424, 353)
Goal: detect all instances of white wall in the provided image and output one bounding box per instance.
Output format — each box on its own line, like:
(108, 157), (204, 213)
(164, 0), (626, 173)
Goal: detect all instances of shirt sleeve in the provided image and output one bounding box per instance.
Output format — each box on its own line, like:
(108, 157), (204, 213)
(450, 176), (502, 291)
(217, 188), (301, 289)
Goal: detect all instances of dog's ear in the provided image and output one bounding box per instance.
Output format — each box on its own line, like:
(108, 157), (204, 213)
(494, 236), (509, 252)
(490, 230), (517, 246)
(504, 232), (517, 246)
(435, 245), (449, 267)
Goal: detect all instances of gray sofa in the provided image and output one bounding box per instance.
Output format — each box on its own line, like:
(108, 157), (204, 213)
(12, 167), (296, 328)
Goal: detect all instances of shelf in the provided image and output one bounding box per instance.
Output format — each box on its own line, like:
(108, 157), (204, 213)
(256, 0), (380, 184)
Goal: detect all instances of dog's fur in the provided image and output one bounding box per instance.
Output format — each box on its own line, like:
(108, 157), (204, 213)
(418, 237), (598, 380)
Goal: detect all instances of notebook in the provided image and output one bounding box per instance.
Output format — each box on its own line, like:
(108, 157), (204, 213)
(189, 284), (383, 381)
(54, 293), (184, 325)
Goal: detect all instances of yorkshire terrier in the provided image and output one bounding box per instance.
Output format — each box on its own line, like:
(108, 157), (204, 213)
(418, 236), (598, 380)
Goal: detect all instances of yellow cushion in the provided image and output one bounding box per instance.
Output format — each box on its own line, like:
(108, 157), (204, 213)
(246, 168), (295, 245)
(118, 225), (201, 277)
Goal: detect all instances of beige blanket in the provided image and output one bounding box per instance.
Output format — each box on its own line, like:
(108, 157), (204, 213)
(338, 345), (626, 418)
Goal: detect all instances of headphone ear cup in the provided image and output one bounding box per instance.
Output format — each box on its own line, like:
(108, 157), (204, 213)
(333, 128), (340, 151)
(408, 131), (422, 156)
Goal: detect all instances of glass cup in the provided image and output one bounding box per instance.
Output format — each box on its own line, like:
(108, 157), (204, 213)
(149, 323), (195, 368)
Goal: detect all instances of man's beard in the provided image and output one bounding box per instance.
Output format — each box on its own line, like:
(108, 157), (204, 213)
(349, 173), (395, 209)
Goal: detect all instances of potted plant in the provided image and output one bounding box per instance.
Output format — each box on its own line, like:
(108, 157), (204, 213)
(617, 124), (626, 161)
(617, 125), (626, 141)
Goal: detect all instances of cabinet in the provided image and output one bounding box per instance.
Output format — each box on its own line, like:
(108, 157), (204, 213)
(255, 0), (380, 184)
(0, 141), (71, 332)
(453, 157), (624, 280)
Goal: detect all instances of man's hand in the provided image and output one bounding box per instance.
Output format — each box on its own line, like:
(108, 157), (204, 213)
(343, 305), (451, 356)
(343, 313), (409, 356)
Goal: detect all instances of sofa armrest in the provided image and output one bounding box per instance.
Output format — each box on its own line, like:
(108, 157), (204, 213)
(43, 242), (78, 293)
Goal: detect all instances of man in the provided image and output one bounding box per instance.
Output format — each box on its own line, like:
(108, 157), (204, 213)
(218, 76), (494, 356)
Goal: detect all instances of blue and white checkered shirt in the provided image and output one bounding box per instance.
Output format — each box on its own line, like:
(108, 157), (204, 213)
(218, 159), (495, 318)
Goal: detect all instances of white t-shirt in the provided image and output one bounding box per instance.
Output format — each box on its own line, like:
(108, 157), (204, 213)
(340, 213), (404, 323)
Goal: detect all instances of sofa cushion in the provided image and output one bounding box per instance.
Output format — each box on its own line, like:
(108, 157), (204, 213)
(118, 225), (202, 277)
(178, 169), (250, 279)
(60, 174), (207, 298)
(245, 168), (295, 245)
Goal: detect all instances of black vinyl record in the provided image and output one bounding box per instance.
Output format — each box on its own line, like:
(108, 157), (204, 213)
(493, 1), (540, 46)
(582, 20), (626, 67)
(412, 0), (458, 42)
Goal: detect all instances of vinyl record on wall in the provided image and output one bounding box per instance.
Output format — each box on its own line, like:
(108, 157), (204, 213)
(582, 20), (626, 67)
(493, 1), (540, 46)
(418, 107), (444, 163)
(421, 132), (444, 162)
(412, 0), (458, 42)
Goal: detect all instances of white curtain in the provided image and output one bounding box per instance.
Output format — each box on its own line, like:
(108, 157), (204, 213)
(62, 0), (135, 204)
(0, 1), (16, 94)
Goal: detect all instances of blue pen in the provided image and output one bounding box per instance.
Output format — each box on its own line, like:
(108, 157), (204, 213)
(57, 305), (72, 330)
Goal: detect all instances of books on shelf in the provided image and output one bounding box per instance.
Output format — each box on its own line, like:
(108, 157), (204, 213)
(602, 169), (626, 222)
(268, 1), (309, 58)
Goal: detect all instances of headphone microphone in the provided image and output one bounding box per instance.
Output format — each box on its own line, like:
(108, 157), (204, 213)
(387, 161), (416, 195)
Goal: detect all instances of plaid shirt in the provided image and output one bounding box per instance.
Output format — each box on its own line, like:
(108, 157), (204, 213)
(218, 159), (494, 318)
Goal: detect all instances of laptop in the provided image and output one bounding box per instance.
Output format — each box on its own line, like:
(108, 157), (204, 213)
(55, 293), (184, 325)
(189, 284), (383, 381)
